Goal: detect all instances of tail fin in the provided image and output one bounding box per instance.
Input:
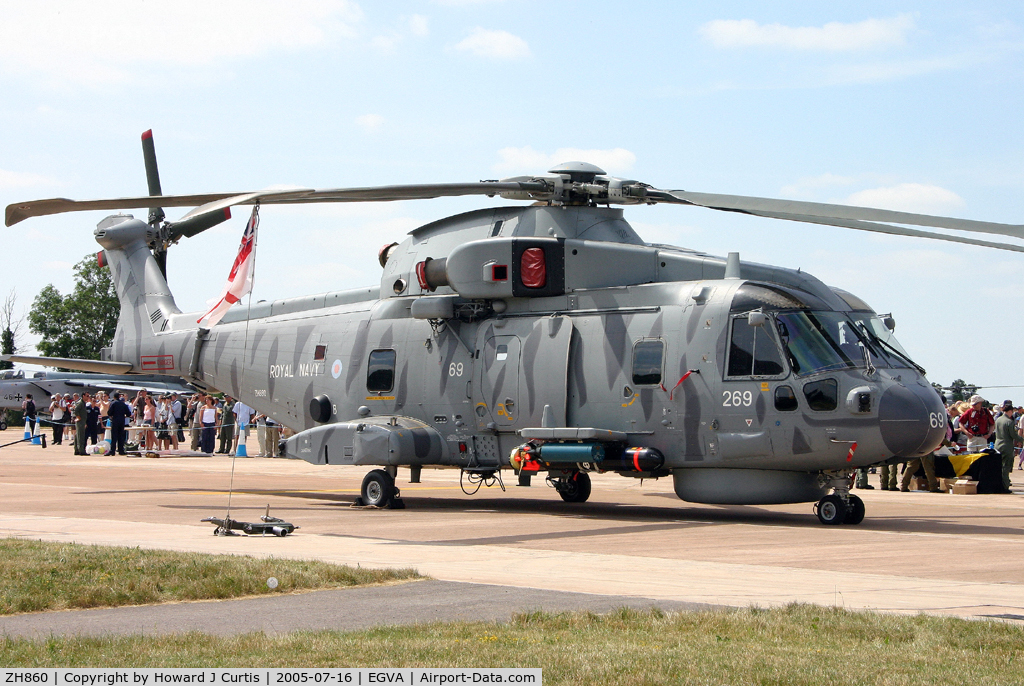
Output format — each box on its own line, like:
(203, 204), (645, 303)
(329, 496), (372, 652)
(95, 214), (182, 363)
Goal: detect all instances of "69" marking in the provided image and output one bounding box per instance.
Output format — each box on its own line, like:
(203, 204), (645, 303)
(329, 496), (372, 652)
(448, 362), (464, 377)
(723, 390), (753, 407)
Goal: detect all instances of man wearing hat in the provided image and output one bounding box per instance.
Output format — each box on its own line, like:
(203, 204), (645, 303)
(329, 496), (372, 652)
(959, 395), (994, 452)
(994, 400), (1021, 493)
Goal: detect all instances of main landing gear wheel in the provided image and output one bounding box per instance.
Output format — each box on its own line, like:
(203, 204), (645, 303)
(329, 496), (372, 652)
(556, 472), (592, 503)
(815, 494), (848, 525)
(844, 494), (865, 525)
(359, 469), (398, 508)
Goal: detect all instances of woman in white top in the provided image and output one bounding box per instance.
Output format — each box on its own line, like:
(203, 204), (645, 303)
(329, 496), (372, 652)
(49, 395), (65, 445)
(200, 398), (218, 454)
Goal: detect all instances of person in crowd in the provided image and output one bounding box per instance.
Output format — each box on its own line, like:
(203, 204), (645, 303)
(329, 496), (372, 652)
(218, 396), (236, 454)
(129, 391), (146, 447)
(200, 396), (218, 454)
(899, 452), (941, 493)
(959, 396), (994, 452)
(85, 396), (100, 446)
(1017, 408), (1024, 470)
(255, 412), (268, 457)
(73, 393), (88, 455)
(269, 420), (284, 457)
(142, 395), (157, 450)
(106, 393), (131, 456)
(188, 394), (205, 452)
(22, 393), (36, 428)
(879, 457), (899, 491)
(994, 400), (1021, 493)
(232, 400), (254, 455)
(171, 393), (185, 444)
(67, 393), (79, 446)
(22, 393), (37, 438)
(49, 394), (65, 444)
(161, 394), (179, 451)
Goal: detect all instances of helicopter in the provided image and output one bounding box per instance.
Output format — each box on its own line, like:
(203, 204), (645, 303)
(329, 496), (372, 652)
(6, 131), (1023, 525)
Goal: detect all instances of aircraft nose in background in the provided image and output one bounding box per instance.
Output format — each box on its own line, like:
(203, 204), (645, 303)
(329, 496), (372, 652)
(877, 383), (947, 458)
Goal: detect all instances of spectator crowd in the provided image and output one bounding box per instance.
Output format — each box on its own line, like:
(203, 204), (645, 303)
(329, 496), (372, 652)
(21, 390), (287, 458)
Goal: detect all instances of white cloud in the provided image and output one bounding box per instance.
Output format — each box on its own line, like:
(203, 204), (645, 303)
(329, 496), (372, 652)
(828, 54), (976, 84)
(355, 114), (385, 131)
(0, 169), (56, 189)
(371, 14), (429, 53)
(841, 183), (966, 215)
(700, 14), (915, 51)
(432, 0), (503, 5)
(372, 34), (401, 52)
(405, 14), (429, 37)
(454, 28), (530, 60)
(494, 146), (636, 175)
(0, 0), (364, 86)
(781, 173), (856, 197)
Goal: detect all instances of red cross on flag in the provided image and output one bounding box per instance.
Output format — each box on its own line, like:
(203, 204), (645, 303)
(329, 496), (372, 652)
(197, 205), (259, 328)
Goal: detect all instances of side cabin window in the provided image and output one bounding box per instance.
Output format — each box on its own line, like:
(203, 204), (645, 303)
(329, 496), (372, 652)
(366, 349), (397, 392)
(631, 339), (664, 386)
(727, 315), (786, 378)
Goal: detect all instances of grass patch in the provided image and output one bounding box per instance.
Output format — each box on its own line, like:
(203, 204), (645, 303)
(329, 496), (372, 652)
(3, 605), (1024, 683)
(0, 539), (420, 614)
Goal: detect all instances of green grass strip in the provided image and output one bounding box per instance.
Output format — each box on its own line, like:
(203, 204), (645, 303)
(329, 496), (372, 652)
(0, 539), (419, 614)
(3, 606), (1024, 682)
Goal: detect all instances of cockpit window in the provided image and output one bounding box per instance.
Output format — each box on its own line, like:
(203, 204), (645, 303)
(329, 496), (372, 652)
(775, 311), (869, 376)
(848, 312), (915, 370)
(730, 283), (828, 313)
(727, 316), (786, 377)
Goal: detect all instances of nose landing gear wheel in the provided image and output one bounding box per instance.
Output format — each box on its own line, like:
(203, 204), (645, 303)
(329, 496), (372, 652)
(815, 494), (848, 525)
(844, 494), (865, 525)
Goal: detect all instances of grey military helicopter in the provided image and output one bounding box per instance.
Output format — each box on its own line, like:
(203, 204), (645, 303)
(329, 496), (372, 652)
(6, 131), (1023, 525)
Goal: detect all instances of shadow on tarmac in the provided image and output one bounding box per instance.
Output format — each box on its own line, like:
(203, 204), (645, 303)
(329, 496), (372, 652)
(120, 483), (1024, 540)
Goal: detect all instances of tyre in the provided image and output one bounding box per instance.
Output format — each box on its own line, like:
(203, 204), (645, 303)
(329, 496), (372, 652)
(361, 469), (396, 507)
(558, 472), (592, 503)
(815, 494), (848, 525)
(0, 421), (6, 431)
(844, 494), (866, 525)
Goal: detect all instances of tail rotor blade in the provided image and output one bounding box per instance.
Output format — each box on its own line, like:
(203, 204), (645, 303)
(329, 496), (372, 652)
(167, 207), (232, 241)
(141, 129), (165, 225)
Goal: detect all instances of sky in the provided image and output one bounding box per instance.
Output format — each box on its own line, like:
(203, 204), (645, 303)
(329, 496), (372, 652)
(1, 1), (1022, 401)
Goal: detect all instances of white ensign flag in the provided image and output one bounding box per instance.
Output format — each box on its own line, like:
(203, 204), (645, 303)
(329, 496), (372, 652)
(197, 206), (259, 328)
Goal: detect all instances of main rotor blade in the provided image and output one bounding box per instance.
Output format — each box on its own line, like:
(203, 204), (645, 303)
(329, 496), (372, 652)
(5, 182), (549, 227)
(728, 207), (1024, 253)
(656, 190), (1024, 240)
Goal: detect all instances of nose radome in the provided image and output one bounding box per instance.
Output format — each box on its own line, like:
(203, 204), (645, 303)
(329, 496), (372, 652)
(877, 384), (946, 457)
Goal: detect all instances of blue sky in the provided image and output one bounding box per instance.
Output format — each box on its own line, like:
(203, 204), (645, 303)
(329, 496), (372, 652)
(1, 1), (1022, 400)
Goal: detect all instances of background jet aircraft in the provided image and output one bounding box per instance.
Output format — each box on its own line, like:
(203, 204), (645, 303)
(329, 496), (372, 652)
(0, 367), (191, 417)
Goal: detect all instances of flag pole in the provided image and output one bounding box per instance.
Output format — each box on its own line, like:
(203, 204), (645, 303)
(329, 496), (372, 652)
(225, 202), (259, 522)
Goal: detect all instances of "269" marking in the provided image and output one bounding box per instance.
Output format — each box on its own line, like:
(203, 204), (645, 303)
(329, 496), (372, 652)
(723, 390), (753, 407)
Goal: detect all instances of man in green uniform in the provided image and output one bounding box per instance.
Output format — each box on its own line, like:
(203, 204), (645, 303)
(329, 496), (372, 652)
(900, 453), (940, 492)
(73, 393), (89, 455)
(879, 458), (899, 491)
(218, 396), (236, 454)
(994, 400), (1021, 494)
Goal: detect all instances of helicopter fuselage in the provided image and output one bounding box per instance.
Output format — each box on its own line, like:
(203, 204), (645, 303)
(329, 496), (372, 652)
(94, 204), (945, 508)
